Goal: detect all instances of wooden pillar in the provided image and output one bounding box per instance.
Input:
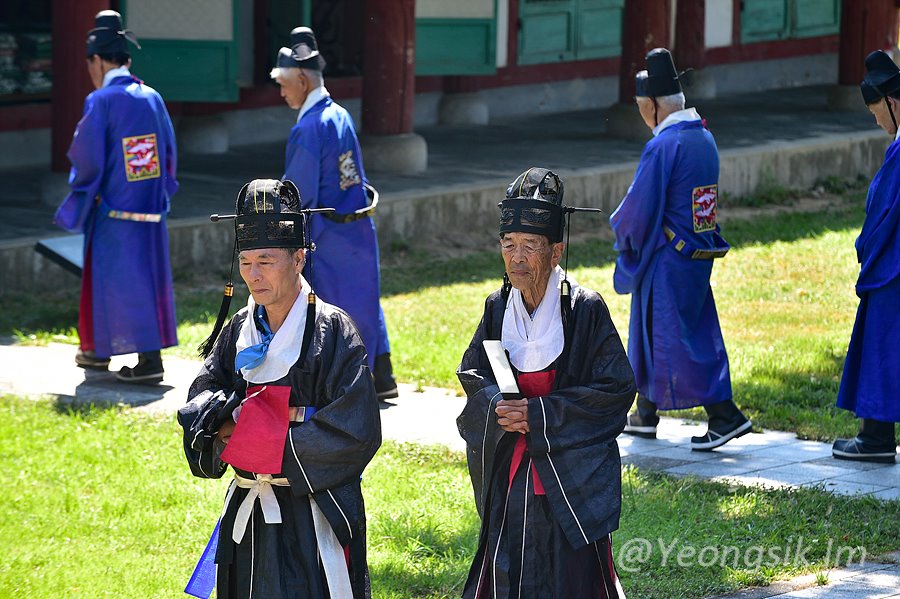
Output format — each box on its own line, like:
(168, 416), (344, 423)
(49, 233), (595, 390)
(618, 0), (671, 102)
(838, 0), (899, 86)
(361, 0), (415, 136)
(51, 0), (109, 172)
(674, 0), (705, 69)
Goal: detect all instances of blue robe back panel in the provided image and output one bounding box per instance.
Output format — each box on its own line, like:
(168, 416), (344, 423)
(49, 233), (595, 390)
(283, 97), (390, 368)
(836, 138), (900, 422)
(610, 120), (732, 410)
(55, 76), (178, 357)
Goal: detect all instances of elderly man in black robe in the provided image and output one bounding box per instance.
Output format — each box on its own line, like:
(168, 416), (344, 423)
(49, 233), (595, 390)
(177, 179), (381, 599)
(457, 168), (636, 598)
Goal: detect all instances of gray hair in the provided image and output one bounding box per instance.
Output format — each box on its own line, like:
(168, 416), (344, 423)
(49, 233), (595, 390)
(269, 66), (324, 88)
(655, 92), (685, 112)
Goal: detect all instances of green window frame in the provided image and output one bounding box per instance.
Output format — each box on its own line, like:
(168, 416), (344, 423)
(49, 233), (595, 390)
(121, 0), (241, 102)
(518, 0), (624, 66)
(741, 0), (841, 44)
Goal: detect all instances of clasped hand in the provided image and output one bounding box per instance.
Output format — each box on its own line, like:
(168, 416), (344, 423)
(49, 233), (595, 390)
(495, 398), (529, 433)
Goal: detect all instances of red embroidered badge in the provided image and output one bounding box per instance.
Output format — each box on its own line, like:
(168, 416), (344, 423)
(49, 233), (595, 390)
(121, 133), (161, 182)
(692, 184), (718, 233)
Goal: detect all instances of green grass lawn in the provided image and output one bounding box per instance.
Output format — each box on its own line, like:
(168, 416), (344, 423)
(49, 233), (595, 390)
(0, 396), (897, 599)
(0, 191), (889, 442)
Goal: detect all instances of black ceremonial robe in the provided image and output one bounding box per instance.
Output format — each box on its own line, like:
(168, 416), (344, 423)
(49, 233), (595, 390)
(457, 284), (636, 598)
(178, 300), (381, 599)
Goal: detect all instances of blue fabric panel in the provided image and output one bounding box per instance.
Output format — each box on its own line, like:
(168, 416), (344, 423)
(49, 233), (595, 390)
(283, 97), (390, 369)
(54, 75), (178, 358)
(610, 119), (731, 410)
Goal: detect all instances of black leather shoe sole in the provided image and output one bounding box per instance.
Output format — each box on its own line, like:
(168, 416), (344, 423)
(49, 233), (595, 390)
(691, 419), (752, 451)
(832, 438), (897, 464)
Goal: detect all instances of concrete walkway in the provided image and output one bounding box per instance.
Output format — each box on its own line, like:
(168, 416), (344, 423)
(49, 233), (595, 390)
(1, 340), (898, 598)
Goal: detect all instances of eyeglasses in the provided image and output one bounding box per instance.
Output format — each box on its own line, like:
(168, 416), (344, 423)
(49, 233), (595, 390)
(500, 240), (549, 256)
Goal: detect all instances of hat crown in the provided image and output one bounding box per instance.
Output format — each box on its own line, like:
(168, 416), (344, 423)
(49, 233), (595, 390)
(289, 27), (319, 51)
(864, 50), (899, 76)
(236, 179), (300, 215)
(645, 47), (678, 79)
(506, 167), (564, 205)
(94, 10), (124, 31)
(864, 50), (900, 96)
(635, 47), (682, 97)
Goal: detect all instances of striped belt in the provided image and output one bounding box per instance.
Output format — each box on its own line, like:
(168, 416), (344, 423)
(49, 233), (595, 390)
(97, 199), (163, 223)
(663, 226), (729, 260)
(107, 209), (162, 222)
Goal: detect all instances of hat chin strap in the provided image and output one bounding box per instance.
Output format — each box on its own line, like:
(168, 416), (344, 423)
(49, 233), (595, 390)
(887, 97), (898, 132)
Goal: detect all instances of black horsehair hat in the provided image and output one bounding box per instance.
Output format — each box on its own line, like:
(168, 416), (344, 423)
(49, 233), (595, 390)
(499, 167), (603, 323)
(276, 26), (326, 71)
(860, 80), (883, 106)
(864, 50), (900, 97)
(635, 48), (683, 98)
(86, 10), (140, 58)
(197, 179), (334, 357)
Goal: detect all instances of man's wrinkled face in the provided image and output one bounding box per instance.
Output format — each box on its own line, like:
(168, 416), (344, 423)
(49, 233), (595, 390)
(238, 248), (304, 310)
(868, 97), (899, 136)
(500, 232), (564, 293)
(276, 70), (310, 110)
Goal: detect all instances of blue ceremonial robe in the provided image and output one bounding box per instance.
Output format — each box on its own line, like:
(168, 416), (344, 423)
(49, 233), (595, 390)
(836, 138), (900, 423)
(54, 74), (178, 358)
(610, 116), (732, 411)
(283, 95), (389, 370)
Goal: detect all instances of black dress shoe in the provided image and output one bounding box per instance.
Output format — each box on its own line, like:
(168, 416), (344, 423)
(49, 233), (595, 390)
(691, 417), (752, 451)
(623, 412), (657, 439)
(75, 350), (110, 370)
(116, 352), (164, 385)
(832, 437), (897, 464)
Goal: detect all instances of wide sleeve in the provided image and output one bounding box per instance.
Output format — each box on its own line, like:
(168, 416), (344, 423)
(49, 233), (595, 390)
(283, 123), (322, 209)
(279, 311), (382, 497)
(856, 142), (900, 294)
(525, 298), (636, 456)
(176, 317), (244, 480)
(456, 294), (507, 515)
(54, 94), (106, 233)
(156, 93), (179, 203)
(609, 142), (670, 294)
(525, 293), (636, 546)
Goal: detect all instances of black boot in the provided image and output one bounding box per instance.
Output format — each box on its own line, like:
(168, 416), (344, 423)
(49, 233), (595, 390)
(373, 352), (399, 401)
(116, 350), (164, 385)
(833, 419), (897, 464)
(623, 395), (659, 438)
(75, 349), (110, 370)
(691, 400), (752, 451)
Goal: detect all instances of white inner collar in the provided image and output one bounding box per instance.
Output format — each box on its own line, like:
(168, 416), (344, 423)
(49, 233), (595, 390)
(102, 65), (131, 88)
(653, 107), (701, 136)
(297, 86), (331, 122)
(501, 266), (570, 373)
(236, 275), (312, 383)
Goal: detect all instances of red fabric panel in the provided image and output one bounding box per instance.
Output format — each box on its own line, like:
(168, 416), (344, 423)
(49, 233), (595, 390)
(221, 385), (291, 474)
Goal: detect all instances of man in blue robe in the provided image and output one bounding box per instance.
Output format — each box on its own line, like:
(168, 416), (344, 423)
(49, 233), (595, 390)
(832, 51), (900, 464)
(610, 48), (751, 451)
(271, 27), (397, 400)
(54, 10), (178, 384)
